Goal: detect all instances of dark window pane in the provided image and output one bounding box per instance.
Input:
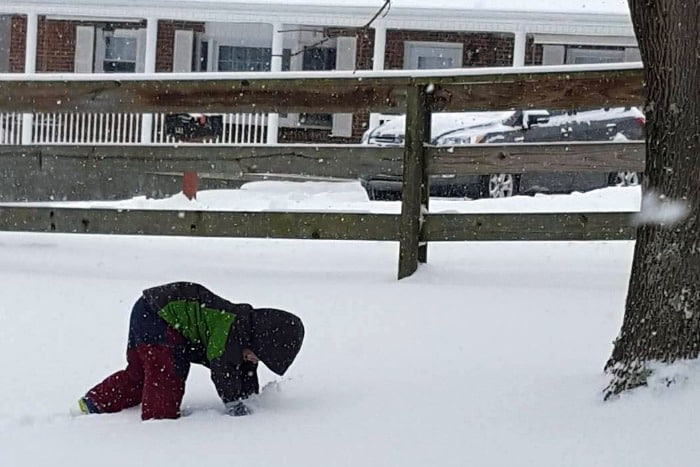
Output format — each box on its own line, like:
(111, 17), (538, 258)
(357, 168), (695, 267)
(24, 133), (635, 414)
(104, 36), (137, 61)
(103, 61), (136, 73)
(302, 47), (336, 71)
(282, 49), (291, 71)
(198, 41), (208, 71)
(300, 113), (333, 128)
(219, 46), (272, 72)
(218, 46), (232, 61)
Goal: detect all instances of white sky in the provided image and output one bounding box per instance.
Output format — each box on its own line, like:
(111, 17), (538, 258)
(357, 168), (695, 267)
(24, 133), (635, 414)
(8, 0), (632, 15)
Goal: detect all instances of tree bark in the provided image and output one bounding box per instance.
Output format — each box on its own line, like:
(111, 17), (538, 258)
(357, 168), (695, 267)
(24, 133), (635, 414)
(604, 0), (700, 398)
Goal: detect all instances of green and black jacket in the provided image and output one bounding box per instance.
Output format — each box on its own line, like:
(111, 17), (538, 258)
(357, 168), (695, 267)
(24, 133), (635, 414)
(142, 281), (254, 403)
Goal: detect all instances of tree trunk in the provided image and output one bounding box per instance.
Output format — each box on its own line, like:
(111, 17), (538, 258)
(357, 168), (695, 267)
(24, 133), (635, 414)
(605, 0), (700, 399)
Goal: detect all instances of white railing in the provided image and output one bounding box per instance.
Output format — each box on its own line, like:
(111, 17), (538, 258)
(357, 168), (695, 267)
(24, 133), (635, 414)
(222, 113), (268, 144)
(0, 113), (22, 144)
(1, 112), (268, 145)
(33, 112), (143, 144)
(152, 112), (267, 144)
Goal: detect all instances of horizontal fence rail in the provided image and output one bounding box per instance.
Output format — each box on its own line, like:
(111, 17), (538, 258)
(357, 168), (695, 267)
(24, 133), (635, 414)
(0, 207), (402, 241)
(0, 64), (646, 278)
(0, 207), (637, 242)
(0, 144), (405, 180)
(424, 212), (638, 241)
(427, 141), (646, 174)
(0, 67), (644, 114)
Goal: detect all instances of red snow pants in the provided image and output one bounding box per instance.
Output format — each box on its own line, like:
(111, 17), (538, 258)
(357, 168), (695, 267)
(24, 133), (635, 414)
(86, 343), (188, 420)
(85, 297), (190, 420)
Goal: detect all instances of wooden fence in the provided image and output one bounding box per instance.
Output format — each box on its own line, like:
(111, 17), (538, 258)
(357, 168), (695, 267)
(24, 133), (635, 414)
(0, 65), (645, 279)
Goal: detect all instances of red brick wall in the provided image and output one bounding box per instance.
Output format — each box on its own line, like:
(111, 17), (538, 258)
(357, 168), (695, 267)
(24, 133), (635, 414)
(9, 16), (204, 73)
(9, 16), (25, 72)
(355, 29), (374, 70)
(36, 18), (76, 72)
(384, 29), (514, 69)
(156, 20), (205, 72)
(324, 27), (517, 70)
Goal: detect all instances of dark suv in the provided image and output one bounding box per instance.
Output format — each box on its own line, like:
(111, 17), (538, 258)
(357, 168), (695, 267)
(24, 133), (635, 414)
(361, 107), (645, 200)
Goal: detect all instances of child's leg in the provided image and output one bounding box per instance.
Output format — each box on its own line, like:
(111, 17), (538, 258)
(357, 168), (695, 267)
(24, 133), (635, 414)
(84, 347), (144, 413)
(138, 343), (189, 420)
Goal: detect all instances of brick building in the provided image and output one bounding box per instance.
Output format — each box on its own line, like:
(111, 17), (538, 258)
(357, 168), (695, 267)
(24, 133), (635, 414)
(0, 0), (640, 144)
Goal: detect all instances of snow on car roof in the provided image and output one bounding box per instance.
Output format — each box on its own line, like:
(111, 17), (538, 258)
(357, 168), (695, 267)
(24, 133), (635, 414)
(369, 112), (516, 138)
(366, 107), (644, 141)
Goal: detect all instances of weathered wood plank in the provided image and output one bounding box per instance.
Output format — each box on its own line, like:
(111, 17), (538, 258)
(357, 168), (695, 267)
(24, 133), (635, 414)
(0, 206), (401, 240)
(0, 144), (404, 179)
(427, 142), (646, 175)
(0, 78), (409, 114)
(398, 85), (431, 279)
(427, 69), (644, 112)
(0, 68), (642, 114)
(423, 212), (637, 241)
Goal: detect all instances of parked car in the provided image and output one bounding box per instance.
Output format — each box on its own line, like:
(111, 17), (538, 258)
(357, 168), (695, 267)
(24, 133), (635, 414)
(360, 107), (645, 200)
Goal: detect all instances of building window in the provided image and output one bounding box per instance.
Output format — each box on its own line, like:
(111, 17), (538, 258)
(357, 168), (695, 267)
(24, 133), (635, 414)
(217, 46), (291, 72)
(103, 33), (137, 73)
(404, 42), (463, 70)
(565, 47), (626, 64)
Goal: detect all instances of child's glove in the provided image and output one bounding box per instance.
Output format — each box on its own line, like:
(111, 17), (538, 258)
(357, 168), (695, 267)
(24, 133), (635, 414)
(225, 400), (251, 417)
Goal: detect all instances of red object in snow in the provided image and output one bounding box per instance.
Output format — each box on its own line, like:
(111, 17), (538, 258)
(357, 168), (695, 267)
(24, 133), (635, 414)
(183, 171), (198, 200)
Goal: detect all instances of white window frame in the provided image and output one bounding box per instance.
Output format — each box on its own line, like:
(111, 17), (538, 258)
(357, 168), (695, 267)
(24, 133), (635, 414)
(404, 41), (463, 70)
(565, 47), (626, 64)
(94, 28), (145, 73)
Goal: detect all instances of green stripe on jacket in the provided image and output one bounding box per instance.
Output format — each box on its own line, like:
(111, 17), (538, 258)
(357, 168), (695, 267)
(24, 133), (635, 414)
(157, 299), (236, 361)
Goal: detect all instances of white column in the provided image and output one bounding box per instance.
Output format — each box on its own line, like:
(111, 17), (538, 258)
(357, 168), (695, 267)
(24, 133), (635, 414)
(140, 17), (158, 143)
(266, 22), (284, 144)
(21, 12), (38, 145)
(368, 22), (387, 132)
(512, 31), (527, 67)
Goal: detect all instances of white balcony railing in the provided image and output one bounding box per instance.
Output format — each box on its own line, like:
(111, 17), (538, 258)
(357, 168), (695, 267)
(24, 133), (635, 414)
(0, 112), (268, 145)
(0, 112), (22, 145)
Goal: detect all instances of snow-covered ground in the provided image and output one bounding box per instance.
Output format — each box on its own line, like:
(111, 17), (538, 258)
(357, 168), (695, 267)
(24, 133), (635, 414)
(2, 182), (699, 467)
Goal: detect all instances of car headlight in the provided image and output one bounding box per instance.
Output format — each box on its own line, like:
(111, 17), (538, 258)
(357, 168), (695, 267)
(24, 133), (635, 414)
(439, 136), (469, 146)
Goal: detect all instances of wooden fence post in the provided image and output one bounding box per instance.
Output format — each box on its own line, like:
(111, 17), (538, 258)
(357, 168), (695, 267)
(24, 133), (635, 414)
(398, 82), (431, 279)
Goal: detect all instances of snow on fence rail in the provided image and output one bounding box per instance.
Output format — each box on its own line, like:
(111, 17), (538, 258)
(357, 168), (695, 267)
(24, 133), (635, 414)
(0, 65), (645, 279)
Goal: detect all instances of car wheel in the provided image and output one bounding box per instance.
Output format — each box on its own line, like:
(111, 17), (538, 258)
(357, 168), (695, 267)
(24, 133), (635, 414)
(610, 171), (640, 187)
(482, 173), (519, 198)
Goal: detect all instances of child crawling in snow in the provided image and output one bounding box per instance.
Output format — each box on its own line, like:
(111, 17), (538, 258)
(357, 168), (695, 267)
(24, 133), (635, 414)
(75, 281), (304, 420)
